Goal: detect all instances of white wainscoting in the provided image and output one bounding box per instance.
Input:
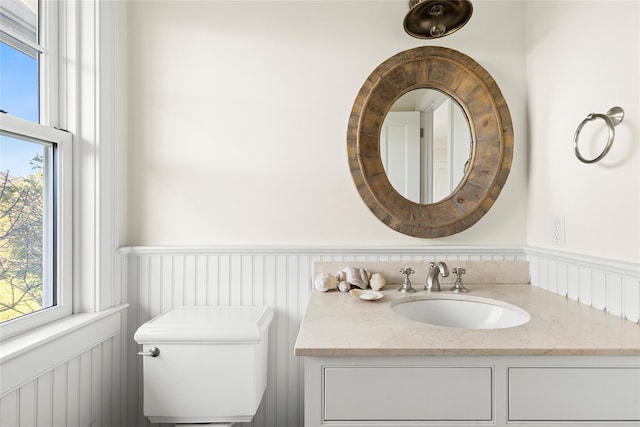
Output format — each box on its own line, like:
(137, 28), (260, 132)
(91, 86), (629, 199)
(120, 245), (525, 427)
(0, 337), (123, 427)
(526, 246), (640, 323)
(121, 245), (639, 427)
(0, 307), (128, 427)
(4, 246), (633, 427)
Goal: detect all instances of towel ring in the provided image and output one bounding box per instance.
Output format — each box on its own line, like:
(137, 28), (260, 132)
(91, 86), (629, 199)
(573, 106), (624, 164)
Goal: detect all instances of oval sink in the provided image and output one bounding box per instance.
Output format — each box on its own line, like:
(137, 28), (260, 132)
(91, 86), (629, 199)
(391, 295), (530, 330)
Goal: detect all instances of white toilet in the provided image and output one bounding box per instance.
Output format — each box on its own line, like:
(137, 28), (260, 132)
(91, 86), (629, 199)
(134, 305), (273, 426)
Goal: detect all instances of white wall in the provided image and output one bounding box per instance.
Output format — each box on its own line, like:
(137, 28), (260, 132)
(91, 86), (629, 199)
(117, 3), (639, 427)
(526, 1), (640, 263)
(122, 0), (528, 246)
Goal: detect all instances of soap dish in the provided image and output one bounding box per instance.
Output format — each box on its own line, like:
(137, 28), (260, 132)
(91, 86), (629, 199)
(349, 289), (383, 301)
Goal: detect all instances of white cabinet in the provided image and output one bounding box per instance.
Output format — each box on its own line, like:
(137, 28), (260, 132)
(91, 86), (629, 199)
(508, 367), (640, 421)
(324, 366), (492, 421)
(303, 356), (640, 427)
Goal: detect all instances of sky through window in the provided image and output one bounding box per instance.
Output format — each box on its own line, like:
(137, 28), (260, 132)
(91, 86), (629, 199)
(1, 40), (40, 177)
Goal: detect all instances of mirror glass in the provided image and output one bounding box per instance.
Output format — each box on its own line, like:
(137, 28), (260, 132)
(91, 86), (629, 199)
(380, 88), (472, 204)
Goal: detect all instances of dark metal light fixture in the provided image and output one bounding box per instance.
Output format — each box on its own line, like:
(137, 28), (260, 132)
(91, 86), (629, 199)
(403, 0), (473, 39)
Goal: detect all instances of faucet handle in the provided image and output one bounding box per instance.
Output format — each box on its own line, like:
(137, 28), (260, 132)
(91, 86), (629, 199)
(452, 267), (466, 276)
(398, 267), (416, 293)
(400, 267), (415, 276)
(451, 267), (469, 293)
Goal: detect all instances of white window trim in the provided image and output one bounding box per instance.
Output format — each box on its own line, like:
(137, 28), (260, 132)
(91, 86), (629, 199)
(0, 0), (68, 339)
(40, 0), (58, 127)
(1, 0), (120, 341)
(60, 0), (120, 314)
(0, 114), (73, 340)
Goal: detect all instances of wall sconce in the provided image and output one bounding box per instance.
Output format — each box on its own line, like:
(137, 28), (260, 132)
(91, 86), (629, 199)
(404, 0), (473, 39)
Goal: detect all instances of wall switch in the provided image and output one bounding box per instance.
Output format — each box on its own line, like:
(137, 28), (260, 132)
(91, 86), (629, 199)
(551, 216), (565, 246)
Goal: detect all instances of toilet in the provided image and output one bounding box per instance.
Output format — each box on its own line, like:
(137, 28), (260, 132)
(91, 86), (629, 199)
(134, 305), (273, 426)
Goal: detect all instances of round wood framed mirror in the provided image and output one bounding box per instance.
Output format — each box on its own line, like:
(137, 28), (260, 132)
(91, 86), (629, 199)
(347, 46), (513, 238)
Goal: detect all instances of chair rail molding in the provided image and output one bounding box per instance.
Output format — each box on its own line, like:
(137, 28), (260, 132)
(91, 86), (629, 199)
(118, 244), (526, 258)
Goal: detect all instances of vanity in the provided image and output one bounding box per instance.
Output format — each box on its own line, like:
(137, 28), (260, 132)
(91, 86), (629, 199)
(310, 42), (640, 426)
(294, 262), (640, 427)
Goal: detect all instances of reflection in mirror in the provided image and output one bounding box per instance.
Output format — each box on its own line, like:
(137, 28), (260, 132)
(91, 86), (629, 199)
(380, 89), (471, 204)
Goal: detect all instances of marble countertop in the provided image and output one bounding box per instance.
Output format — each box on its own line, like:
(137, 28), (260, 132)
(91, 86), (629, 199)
(294, 284), (640, 356)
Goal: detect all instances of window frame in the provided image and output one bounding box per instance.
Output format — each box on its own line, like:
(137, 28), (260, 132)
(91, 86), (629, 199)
(0, 115), (73, 339)
(0, 0), (71, 339)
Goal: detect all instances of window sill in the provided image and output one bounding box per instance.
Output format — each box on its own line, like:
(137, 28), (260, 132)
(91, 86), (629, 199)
(0, 304), (128, 396)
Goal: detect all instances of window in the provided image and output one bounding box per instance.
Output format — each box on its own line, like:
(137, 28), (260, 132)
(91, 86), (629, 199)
(1, 0), (72, 339)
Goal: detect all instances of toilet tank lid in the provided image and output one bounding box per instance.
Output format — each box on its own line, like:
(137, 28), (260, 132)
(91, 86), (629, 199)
(134, 306), (274, 344)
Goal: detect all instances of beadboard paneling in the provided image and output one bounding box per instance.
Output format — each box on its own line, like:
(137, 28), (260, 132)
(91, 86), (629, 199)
(3, 247), (634, 427)
(0, 333), (125, 427)
(121, 245), (525, 427)
(526, 246), (640, 323)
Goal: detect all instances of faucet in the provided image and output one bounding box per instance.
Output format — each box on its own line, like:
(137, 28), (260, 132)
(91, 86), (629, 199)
(425, 262), (449, 292)
(398, 267), (416, 293)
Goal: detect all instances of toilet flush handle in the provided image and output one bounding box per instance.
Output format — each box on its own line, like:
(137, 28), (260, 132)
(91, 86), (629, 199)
(138, 346), (160, 357)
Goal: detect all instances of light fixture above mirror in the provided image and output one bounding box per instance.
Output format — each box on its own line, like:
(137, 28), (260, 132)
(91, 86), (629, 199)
(404, 0), (473, 39)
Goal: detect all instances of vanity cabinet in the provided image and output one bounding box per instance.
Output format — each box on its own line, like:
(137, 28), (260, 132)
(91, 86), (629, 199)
(508, 367), (640, 421)
(304, 356), (640, 427)
(324, 366), (492, 421)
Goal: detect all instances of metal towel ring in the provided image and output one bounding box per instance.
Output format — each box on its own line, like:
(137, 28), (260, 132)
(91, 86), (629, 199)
(573, 106), (624, 164)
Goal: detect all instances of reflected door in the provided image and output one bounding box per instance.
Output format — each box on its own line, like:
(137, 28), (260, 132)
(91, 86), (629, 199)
(380, 111), (421, 201)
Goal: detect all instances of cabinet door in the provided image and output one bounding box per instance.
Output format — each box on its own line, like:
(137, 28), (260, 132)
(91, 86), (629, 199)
(509, 367), (640, 421)
(323, 366), (492, 421)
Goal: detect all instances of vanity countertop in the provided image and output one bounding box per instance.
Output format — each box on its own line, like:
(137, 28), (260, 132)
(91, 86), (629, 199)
(294, 284), (640, 357)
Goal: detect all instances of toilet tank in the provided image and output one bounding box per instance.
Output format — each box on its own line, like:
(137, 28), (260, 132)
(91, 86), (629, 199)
(134, 306), (273, 425)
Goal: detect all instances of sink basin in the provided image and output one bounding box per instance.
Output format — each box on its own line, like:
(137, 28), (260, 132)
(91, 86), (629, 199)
(390, 295), (530, 329)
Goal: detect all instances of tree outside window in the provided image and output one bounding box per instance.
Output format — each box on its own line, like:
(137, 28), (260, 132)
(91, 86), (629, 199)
(0, 147), (48, 322)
